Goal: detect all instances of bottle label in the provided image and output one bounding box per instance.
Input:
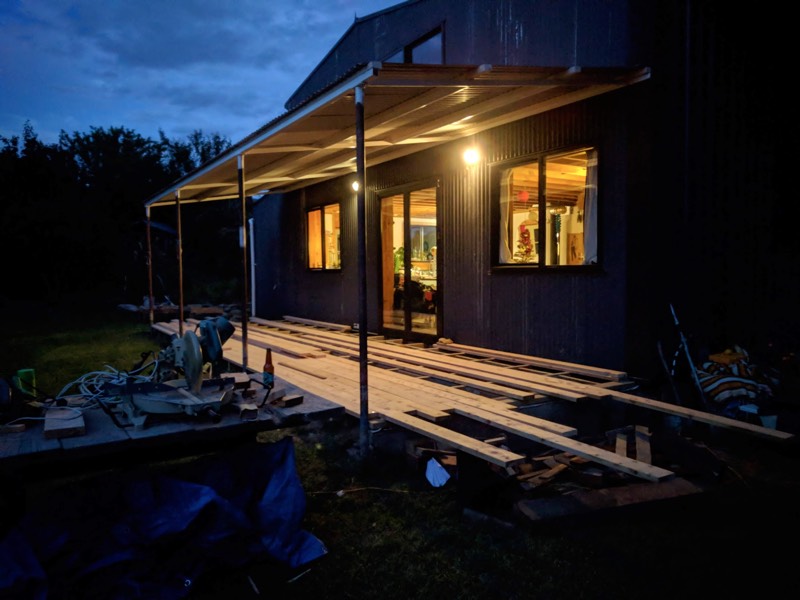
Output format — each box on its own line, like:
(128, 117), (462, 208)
(263, 372), (274, 387)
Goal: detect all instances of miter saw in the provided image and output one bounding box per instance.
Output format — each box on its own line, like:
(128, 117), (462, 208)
(154, 316), (235, 385)
(103, 317), (239, 429)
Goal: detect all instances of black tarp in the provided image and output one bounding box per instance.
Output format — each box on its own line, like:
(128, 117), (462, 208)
(0, 436), (326, 599)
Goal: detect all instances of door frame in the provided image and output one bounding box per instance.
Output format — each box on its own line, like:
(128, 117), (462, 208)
(377, 178), (441, 344)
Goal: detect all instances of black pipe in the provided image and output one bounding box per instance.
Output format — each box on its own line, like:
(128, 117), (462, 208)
(175, 190), (184, 337)
(355, 84), (369, 457)
(238, 155), (249, 370)
(146, 206), (155, 326)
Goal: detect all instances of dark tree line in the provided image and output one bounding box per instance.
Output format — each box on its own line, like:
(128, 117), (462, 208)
(0, 122), (241, 307)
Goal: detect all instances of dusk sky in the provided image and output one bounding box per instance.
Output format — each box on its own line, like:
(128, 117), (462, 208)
(0, 0), (401, 145)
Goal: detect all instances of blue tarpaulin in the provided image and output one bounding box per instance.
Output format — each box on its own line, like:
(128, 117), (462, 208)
(0, 436), (327, 599)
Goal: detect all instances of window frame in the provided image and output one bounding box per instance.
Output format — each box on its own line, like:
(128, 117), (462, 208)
(490, 145), (600, 271)
(306, 202), (342, 271)
(385, 26), (445, 65)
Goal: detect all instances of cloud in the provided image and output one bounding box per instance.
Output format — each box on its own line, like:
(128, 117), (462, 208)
(0, 0), (400, 143)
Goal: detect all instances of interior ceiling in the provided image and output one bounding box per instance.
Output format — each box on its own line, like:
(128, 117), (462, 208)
(145, 62), (649, 209)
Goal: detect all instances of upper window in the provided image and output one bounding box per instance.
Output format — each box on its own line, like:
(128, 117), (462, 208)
(307, 203), (341, 270)
(496, 147), (598, 267)
(385, 29), (443, 65)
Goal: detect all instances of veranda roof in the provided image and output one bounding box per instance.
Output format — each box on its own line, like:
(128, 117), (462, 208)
(144, 61), (650, 207)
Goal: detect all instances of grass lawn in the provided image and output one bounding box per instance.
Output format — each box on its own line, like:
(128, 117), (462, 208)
(2, 302), (798, 599)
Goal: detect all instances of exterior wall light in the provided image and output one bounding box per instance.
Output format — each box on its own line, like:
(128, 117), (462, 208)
(352, 181), (360, 192)
(463, 147), (480, 165)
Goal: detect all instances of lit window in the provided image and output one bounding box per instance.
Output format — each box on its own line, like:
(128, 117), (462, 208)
(307, 203), (341, 270)
(496, 148), (598, 267)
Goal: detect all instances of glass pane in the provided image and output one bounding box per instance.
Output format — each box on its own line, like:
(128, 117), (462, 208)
(385, 49), (404, 63)
(323, 204), (341, 269)
(545, 149), (592, 266)
(499, 161), (539, 264)
(497, 148), (595, 267)
(307, 209), (322, 269)
(411, 31), (442, 64)
(381, 195), (404, 330)
(409, 187), (437, 334)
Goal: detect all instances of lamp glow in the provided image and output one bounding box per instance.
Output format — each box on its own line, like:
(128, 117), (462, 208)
(352, 181), (360, 191)
(463, 147), (480, 165)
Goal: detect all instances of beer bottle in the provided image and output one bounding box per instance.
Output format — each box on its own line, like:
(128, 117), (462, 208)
(262, 348), (275, 390)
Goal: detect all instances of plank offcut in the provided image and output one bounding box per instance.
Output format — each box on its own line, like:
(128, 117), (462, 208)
(43, 408), (86, 439)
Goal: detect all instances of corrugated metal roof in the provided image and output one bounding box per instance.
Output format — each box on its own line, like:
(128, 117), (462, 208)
(144, 61), (649, 208)
(285, 0), (423, 111)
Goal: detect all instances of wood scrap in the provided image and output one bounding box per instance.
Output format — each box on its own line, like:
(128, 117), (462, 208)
(615, 432), (629, 457)
(272, 394), (303, 408)
(439, 454), (457, 467)
(518, 463), (569, 490)
(232, 400), (259, 420)
(605, 425), (634, 446)
(548, 453), (589, 466)
(43, 408), (86, 439)
(226, 372), (253, 389)
(635, 425), (652, 464)
(516, 467), (551, 481)
(267, 387), (286, 402)
(483, 435), (507, 445)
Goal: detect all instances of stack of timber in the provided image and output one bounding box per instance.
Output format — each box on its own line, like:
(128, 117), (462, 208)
(152, 317), (794, 492)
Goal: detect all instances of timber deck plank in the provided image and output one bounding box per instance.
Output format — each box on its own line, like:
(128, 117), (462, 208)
(312, 325), (793, 443)
(366, 340), (612, 399)
(310, 355), (578, 437)
(221, 333), (673, 479)
(379, 409), (526, 469)
(150, 318), (795, 482)
(433, 341), (628, 381)
(365, 372), (577, 437)
(250, 320), (591, 402)
(332, 351), (540, 402)
(282, 315), (353, 332)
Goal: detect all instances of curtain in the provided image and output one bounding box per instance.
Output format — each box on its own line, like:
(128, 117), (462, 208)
(583, 149), (598, 265)
(499, 171), (514, 263)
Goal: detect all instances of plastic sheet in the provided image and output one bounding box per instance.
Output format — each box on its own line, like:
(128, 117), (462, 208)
(0, 436), (326, 599)
(425, 457), (450, 487)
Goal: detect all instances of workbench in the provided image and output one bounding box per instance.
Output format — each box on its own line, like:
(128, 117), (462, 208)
(0, 375), (344, 476)
(0, 376), (338, 597)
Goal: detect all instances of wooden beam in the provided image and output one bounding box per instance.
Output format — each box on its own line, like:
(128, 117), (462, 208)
(604, 389), (794, 443)
(380, 409), (526, 469)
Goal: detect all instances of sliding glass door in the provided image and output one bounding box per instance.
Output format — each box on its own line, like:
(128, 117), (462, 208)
(380, 185), (438, 340)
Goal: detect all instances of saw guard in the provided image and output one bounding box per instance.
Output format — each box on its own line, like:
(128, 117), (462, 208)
(182, 330), (203, 395)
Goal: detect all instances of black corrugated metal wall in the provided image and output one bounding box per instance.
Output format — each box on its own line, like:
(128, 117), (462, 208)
(648, 1), (787, 365)
(252, 0), (791, 378)
(256, 90), (645, 371)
